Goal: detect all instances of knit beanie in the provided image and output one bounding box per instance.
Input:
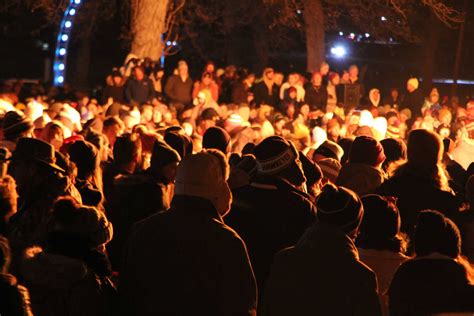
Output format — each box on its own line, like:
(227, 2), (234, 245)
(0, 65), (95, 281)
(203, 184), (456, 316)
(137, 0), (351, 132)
(203, 126), (231, 154)
(164, 131), (193, 159)
(313, 140), (344, 161)
(51, 197), (113, 248)
(299, 153), (322, 187)
(316, 158), (341, 184)
(316, 183), (364, 234)
(150, 140), (181, 169)
(349, 136), (385, 167)
(253, 136), (298, 175)
(407, 129), (442, 167)
(2, 111), (33, 140)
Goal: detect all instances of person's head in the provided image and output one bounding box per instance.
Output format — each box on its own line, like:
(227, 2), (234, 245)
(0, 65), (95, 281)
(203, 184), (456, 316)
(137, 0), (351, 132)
(67, 140), (100, 183)
(341, 71), (350, 82)
(205, 61), (215, 73)
(273, 113), (287, 132)
(369, 89), (380, 103)
(288, 87), (297, 100)
(299, 153), (323, 198)
(313, 140), (344, 162)
(164, 131), (193, 159)
(150, 140), (181, 184)
(288, 73), (299, 85)
(407, 129), (442, 167)
(406, 77), (419, 93)
(174, 150), (231, 216)
(0, 175), (18, 226)
(430, 88), (440, 104)
(199, 108), (219, 131)
(113, 133), (142, 170)
(263, 68), (274, 80)
(201, 72), (213, 86)
(357, 194), (407, 253)
(2, 111), (34, 142)
(320, 62), (330, 76)
(140, 104), (154, 123)
(84, 130), (110, 163)
(300, 104), (310, 117)
(327, 118), (341, 140)
(311, 72), (322, 86)
(381, 138), (407, 171)
(177, 60), (189, 77)
(111, 70), (123, 86)
(40, 121), (65, 151)
(349, 136), (385, 168)
(285, 103), (296, 119)
(315, 183), (364, 238)
(348, 65), (359, 78)
(0, 236), (11, 274)
(253, 136), (306, 187)
(49, 197), (113, 250)
(414, 210), (460, 258)
(202, 126), (231, 155)
(133, 66), (145, 81)
(328, 72), (340, 85)
(103, 116), (125, 148)
(391, 88), (399, 98)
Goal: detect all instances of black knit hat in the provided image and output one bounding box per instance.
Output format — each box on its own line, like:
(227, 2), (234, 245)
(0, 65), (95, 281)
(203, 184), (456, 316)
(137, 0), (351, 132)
(203, 126), (231, 154)
(151, 140), (181, 169)
(164, 131), (193, 159)
(299, 152), (322, 187)
(316, 183), (364, 234)
(2, 111), (33, 140)
(253, 136), (298, 175)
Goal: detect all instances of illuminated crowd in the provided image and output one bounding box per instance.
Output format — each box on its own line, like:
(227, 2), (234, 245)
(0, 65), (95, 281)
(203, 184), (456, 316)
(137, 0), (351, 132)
(1, 55), (474, 315)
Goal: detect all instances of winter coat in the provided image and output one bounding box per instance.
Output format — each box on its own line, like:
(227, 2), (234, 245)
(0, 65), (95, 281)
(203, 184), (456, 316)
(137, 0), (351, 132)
(402, 89), (424, 117)
(164, 74), (193, 106)
(336, 163), (385, 196)
(107, 171), (170, 270)
(358, 248), (408, 316)
(0, 273), (33, 316)
(304, 83), (328, 111)
(125, 77), (155, 105)
(231, 81), (250, 105)
(22, 247), (115, 316)
(376, 172), (459, 239)
(253, 81), (279, 107)
(119, 195), (257, 316)
(226, 175), (316, 296)
(261, 222), (381, 316)
(388, 254), (474, 315)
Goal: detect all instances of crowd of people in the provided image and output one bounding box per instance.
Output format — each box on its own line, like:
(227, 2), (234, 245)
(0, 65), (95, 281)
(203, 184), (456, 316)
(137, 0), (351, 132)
(0, 54), (474, 315)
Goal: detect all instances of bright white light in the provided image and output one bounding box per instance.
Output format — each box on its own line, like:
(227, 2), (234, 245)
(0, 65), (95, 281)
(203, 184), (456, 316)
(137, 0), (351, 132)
(166, 41), (171, 46)
(59, 48), (66, 56)
(339, 31), (343, 36)
(365, 33), (370, 38)
(61, 34), (68, 41)
(349, 33), (355, 39)
(74, 0), (81, 4)
(296, 10), (302, 14)
(69, 9), (76, 16)
(381, 16), (387, 21)
(57, 76), (64, 83)
(172, 41), (177, 46)
(58, 63), (65, 71)
(65, 21), (72, 28)
(331, 46), (347, 58)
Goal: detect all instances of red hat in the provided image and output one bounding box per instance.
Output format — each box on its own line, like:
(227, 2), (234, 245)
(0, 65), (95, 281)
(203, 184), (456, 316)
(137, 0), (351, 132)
(349, 136), (386, 167)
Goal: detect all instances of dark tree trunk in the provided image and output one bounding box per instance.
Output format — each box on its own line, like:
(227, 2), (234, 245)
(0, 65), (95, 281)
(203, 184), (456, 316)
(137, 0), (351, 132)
(304, 0), (325, 73)
(420, 14), (441, 94)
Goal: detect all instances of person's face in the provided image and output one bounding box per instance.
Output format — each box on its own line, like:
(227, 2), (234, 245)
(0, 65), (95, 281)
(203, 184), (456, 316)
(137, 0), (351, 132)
(113, 76), (122, 86)
(142, 108), (153, 122)
(331, 75), (340, 85)
(288, 74), (298, 85)
(202, 75), (211, 86)
(206, 64), (215, 73)
(178, 65), (188, 77)
(300, 104), (310, 116)
(289, 90), (297, 99)
(134, 68), (144, 80)
(156, 70), (164, 79)
(274, 119), (285, 131)
(153, 109), (162, 123)
(320, 64), (329, 76)
(372, 90), (380, 101)
(407, 83), (415, 93)
(349, 66), (358, 77)
(342, 73), (350, 81)
(430, 93), (440, 104)
(265, 70), (274, 80)
(286, 105), (295, 118)
(391, 90), (398, 98)
(312, 74), (322, 86)
(49, 127), (64, 150)
(105, 123), (123, 147)
(182, 122), (193, 137)
(328, 125), (340, 138)
(387, 116), (399, 126)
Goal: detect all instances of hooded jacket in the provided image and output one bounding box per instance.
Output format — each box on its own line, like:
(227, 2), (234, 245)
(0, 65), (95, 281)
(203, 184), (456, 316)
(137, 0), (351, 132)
(261, 222), (381, 316)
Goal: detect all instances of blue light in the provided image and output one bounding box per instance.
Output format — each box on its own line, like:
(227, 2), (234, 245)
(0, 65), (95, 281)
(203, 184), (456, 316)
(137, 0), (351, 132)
(57, 76), (64, 83)
(59, 48), (66, 56)
(69, 8), (76, 16)
(61, 34), (68, 41)
(58, 63), (65, 70)
(65, 21), (72, 28)
(166, 41), (171, 46)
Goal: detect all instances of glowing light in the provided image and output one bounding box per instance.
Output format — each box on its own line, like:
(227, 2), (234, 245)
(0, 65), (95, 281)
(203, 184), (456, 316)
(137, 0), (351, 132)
(330, 46), (347, 58)
(57, 76), (64, 83)
(61, 34), (68, 41)
(69, 8), (76, 16)
(65, 21), (72, 28)
(58, 63), (65, 71)
(339, 31), (343, 36)
(59, 48), (66, 56)
(381, 16), (387, 21)
(166, 41), (171, 46)
(296, 10), (302, 14)
(365, 33), (370, 38)
(349, 33), (355, 39)
(74, 0), (81, 3)
(172, 41), (177, 46)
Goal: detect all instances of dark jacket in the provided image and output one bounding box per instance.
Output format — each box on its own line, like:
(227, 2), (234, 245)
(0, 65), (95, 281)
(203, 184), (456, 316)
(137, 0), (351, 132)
(125, 77), (155, 105)
(107, 171), (169, 270)
(119, 195), (257, 316)
(262, 222), (381, 316)
(376, 171), (459, 239)
(253, 81), (279, 107)
(164, 75), (193, 105)
(101, 85), (125, 104)
(0, 273), (33, 316)
(226, 175), (316, 296)
(304, 83), (328, 111)
(232, 81), (250, 105)
(402, 89), (424, 117)
(388, 255), (474, 315)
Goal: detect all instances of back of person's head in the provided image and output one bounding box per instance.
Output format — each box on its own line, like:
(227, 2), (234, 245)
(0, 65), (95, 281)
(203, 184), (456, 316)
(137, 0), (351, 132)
(381, 138), (407, 171)
(414, 210), (460, 258)
(150, 140), (181, 171)
(103, 116), (124, 132)
(0, 235), (11, 273)
(67, 140), (99, 181)
(202, 126), (231, 154)
(357, 194), (406, 253)
(313, 140), (344, 162)
(0, 175), (18, 223)
(407, 129), (442, 167)
(299, 153), (322, 196)
(315, 183), (364, 236)
(253, 136), (306, 187)
(349, 136), (385, 167)
(164, 131), (193, 159)
(337, 138), (353, 165)
(174, 150), (232, 216)
(113, 133), (142, 166)
(50, 196), (113, 249)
